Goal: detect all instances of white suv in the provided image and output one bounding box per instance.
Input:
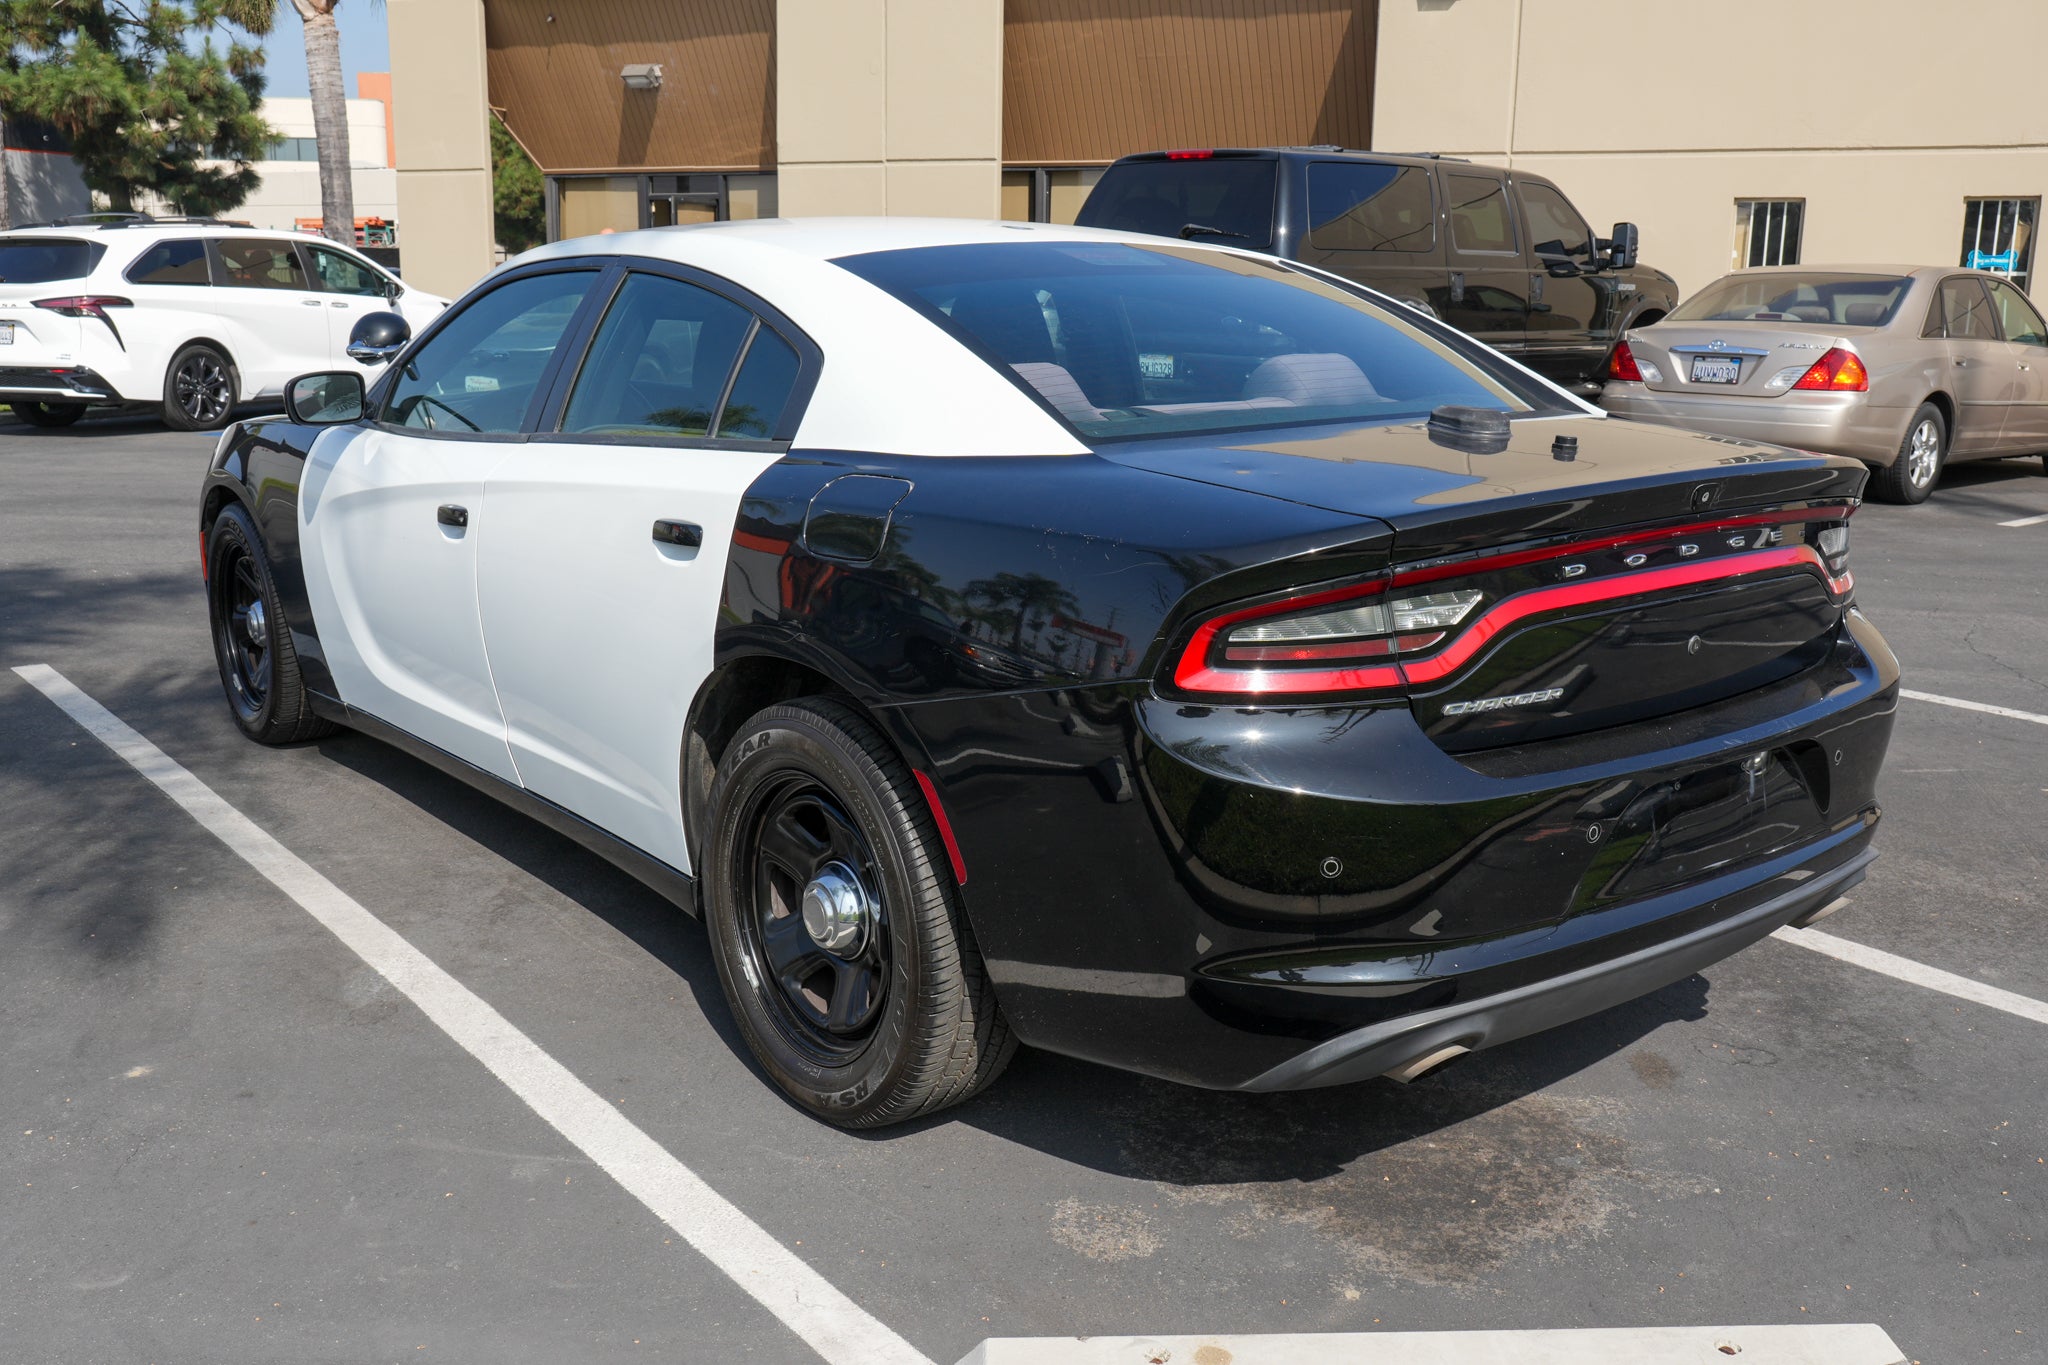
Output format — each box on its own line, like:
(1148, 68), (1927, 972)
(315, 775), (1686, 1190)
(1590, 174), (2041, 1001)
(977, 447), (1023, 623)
(0, 216), (449, 430)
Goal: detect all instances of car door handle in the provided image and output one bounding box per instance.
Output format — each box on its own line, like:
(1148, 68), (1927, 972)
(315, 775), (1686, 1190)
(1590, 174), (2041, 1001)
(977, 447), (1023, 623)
(302, 298), (323, 307)
(331, 301), (349, 309)
(1955, 358), (1971, 367)
(437, 504), (469, 528)
(652, 519), (702, 548)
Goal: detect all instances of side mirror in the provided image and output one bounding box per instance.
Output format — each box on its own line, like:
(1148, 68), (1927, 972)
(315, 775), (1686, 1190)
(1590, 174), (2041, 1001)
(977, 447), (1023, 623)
(347, 310), (410, 366)
(1607, 222), (1640, 271)
(383, 279), (404, 304)
(285, 371), (366, 425)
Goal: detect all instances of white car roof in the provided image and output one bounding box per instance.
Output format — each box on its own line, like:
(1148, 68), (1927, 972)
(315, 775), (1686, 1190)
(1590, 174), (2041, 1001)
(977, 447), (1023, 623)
(512, 218), (1276, 459)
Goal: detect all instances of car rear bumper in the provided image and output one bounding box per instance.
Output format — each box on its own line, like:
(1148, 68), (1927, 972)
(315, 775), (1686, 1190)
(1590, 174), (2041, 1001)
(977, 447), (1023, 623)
(1600, 383), (1902, 463)
(0, 366), (123, 406)
(901, 609), (1898, 1090)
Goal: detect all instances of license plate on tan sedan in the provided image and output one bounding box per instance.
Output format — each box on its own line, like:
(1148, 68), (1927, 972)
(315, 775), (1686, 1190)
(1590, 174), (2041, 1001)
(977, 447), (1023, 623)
(1690, 355), (1741, 384)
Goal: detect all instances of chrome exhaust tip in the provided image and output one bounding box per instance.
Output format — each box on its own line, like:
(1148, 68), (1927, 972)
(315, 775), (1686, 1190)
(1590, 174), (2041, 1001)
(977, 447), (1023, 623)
(1381, 1043), (1471, 1085)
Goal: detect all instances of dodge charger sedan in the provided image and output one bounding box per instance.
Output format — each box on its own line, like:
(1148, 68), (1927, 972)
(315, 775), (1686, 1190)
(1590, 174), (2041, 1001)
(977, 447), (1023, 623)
(199, 219), (1897, 1127)
(1602, 265), (2048, 504)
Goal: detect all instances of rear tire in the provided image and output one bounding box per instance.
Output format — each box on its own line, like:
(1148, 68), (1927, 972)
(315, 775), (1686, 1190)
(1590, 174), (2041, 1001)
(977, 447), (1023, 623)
(205, 503), (337, 744)
(704, 698), (1014, 1127)
(9, 401), (86, 428)
(1870, 403), (1946, 504)
(163, 343), (238, 431)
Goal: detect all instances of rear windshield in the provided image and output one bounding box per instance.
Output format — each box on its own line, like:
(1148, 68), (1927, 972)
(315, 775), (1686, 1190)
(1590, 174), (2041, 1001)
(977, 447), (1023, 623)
(1075, 158), (1277, 249)
(1671, 272), (1913, 327)
(836, 240), (1540, 442)
(0, 237), (104, 284)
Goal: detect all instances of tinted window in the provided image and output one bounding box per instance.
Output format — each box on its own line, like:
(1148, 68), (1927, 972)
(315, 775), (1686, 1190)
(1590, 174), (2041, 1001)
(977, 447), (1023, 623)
(1307, 163), (1434, 253)
(719, 328), (801, 438)
(839, 240), (1538, 442)
(1076, 158), (1277, 249)
(1986, 277), (2048, 346)
(1519, 182), (1592, 260)
(383, 271), (593, 433)
(561, 273), (754, 437)
(306, 244), (387, 296)
(125, 239), (211, 286)
(1937, 278), (1998, 340)
(0, 237), (103, 283)
(217, 239), (309, 290)
(1446, 173), (1516, 254)
(1673, 272), (1913, 326)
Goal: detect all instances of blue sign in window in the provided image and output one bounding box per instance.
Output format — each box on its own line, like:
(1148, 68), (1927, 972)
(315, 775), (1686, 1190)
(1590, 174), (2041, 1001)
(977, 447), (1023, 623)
(1968, 249), (2019, 272)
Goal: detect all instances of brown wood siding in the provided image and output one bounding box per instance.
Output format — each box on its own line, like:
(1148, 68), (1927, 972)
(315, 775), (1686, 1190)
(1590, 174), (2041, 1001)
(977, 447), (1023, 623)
(1002, 0), (1375, 166)
(484, 0), (775, 175)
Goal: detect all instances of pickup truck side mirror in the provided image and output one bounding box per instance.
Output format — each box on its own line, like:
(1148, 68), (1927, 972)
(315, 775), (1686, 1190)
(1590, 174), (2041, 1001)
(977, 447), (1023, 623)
(1607, 222), (1640, 271)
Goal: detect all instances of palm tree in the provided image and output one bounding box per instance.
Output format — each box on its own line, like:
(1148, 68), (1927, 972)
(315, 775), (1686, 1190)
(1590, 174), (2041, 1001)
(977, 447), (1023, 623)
(288, 0), (354, 244)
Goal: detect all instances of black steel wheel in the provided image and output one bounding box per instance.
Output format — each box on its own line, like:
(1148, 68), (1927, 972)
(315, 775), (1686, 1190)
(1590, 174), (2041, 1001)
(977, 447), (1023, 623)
(164, 343), (237, 431)
(705, 698), (1014, 1127)
(205, 504), (335, 744)
(9, 401), (87, 428)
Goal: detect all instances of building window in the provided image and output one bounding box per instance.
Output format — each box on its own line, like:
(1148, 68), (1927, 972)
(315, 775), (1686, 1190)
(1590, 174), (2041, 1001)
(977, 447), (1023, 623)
(1961, 197), (2039, 293)
(266, 137), (320, 162)
(1001, 168), (1105, 225)
(545, 173), (778, 243)
(1735, 199), (1803, 268)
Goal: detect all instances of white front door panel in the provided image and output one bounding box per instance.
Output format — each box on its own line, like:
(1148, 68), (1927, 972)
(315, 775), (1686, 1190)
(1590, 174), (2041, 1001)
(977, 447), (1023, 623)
(474, 442), (785, 871)
(300, 425), (519, 782)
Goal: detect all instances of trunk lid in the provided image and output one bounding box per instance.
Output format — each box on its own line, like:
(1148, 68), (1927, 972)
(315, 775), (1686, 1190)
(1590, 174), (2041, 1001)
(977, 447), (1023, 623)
(0, 236), (101, 367)
(1625, 320), (1853, 397)
(1110, 413), (1863, 750)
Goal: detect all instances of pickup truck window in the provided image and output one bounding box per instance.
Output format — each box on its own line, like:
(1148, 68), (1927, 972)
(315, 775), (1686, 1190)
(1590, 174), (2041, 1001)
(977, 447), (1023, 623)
(1520, 182), (1593, 261)
(1075, 159), (1276, 249)
(1446, 173), (1517, 255)
(1307, 163), (1434, 253)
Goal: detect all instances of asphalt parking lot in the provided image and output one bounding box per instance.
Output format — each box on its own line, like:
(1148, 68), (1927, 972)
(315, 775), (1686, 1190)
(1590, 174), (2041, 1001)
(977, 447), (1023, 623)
(4, 412), (2045, 1365)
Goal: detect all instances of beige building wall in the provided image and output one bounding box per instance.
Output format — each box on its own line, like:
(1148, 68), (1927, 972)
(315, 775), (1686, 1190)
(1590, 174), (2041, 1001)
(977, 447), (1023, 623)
(776, 0), (1002, 218)
(389, 0), (496, 297)
(1374, 0), (2048, 298)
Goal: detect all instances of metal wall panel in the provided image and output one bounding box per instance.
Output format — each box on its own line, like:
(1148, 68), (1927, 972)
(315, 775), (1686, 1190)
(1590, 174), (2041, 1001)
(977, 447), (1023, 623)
(1001, 0), (1375, 166)
(484, 0), (775, 174)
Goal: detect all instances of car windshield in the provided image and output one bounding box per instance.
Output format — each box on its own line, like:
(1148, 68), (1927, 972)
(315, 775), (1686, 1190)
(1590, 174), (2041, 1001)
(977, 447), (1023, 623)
(835, 240), (1543, 442)
(0, 237), (103, 284)
(1671, 272), (1913, 327)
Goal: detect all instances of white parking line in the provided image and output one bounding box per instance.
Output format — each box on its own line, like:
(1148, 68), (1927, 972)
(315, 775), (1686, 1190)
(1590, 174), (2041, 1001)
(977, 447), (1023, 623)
(1901, 688), (2048, 727)
(11, 664), (931, 1365)
(1772, 926), (2048, 1027)
(1998, 512), (2048, 527)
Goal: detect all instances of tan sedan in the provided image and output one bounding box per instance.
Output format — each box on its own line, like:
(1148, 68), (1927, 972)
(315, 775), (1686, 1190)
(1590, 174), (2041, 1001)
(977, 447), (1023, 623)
(1600, 265), (2048, 503)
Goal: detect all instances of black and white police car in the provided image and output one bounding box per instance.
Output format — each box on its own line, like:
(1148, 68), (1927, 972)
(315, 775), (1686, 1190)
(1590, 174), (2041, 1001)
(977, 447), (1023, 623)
(200, 218), (1896, 1127)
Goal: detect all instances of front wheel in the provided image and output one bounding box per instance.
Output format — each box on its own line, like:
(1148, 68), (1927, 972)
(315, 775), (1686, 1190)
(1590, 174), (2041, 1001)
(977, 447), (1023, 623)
(1870, 403), (1946, 504)
(205, 504), (336, 744)
(9, 401), (87, 428)
(704, 698), (1014, 1127)
(163, 343), (238, 431)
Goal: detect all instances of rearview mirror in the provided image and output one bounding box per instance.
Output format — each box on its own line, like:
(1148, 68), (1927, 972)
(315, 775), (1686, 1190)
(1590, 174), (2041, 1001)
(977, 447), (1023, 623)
(347, 310), (411, 366)
(285, 371), (366, 425)
(1607, 222), (1640, 271)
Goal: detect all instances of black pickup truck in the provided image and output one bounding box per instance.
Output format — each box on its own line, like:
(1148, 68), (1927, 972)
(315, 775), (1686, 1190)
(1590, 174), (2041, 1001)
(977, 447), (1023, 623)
(1076, 147), (1679, 393)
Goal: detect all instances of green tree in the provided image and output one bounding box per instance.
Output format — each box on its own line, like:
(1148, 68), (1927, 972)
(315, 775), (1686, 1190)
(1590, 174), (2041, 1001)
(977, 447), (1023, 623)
(285, 0), (351, 243)
(0, 0), (276, 218)
(491, 115), (544, 253)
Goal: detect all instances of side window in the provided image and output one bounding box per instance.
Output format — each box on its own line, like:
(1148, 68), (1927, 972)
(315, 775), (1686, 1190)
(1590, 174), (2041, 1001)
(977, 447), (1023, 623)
(1446, 173), (1517, 255)
(1986, 278), (2048, 346)
(1307, 163), (1434, 253)
(1518, 182), (1593, 261)
(383, 270), (595, 433)
(216, 238), (309, 290)
(1938, 278), (1999, 340)
(125, 239), (211, 286)
(305, 245), (389, 297)
(717, 328), (801, 438)
(560, 272), (754, 438)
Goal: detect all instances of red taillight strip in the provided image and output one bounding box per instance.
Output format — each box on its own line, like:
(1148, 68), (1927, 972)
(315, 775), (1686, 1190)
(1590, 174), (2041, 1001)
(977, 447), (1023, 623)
(1388, 506), (1855, 592)
(1175, 544), (1849, 698)
(1400, 544), (1846, 687)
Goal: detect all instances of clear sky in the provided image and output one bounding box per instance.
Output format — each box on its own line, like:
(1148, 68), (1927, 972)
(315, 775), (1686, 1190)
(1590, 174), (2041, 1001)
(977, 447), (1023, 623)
(257, 5), (392, 101)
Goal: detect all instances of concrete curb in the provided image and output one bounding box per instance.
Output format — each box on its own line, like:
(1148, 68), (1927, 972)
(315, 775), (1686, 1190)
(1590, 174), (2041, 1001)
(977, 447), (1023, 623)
(955, 1324), (1907, 1365)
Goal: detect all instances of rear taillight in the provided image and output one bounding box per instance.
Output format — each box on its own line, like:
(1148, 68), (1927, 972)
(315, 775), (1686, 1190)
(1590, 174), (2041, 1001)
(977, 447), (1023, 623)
(1791, 347), (1868, 392)
(1606, 340), (1643, 382)
(1171, 507), (1858, 699)
(34, 295), (132, 324)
